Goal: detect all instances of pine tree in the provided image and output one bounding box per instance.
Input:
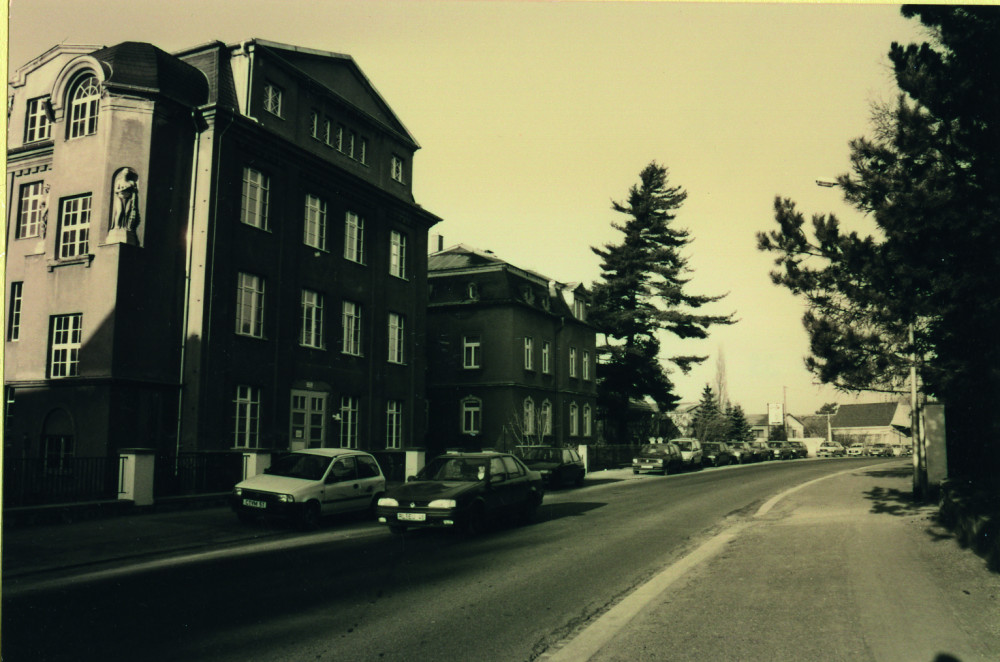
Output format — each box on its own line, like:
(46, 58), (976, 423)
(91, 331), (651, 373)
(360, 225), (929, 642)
(691, 384), (728, 442)
(591, 162), (735, 441)
(726, 403), (754, 442)
(758, 6), (1000, 485)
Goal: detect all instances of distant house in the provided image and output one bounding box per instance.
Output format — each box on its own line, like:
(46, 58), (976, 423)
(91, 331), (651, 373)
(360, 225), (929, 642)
(830, 401), (911, 449)
(748, 413), (804, 440)
(666, 402), (698, 437)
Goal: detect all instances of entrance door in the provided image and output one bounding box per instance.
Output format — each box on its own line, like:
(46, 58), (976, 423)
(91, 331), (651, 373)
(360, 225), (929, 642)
(290, 391), (327, 451)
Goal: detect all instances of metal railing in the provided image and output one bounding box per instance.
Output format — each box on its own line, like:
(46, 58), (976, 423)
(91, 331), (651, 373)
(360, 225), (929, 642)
(581, 444), (636, 471)
(153, 452), (243, 498)
(3, 456), (119, 507)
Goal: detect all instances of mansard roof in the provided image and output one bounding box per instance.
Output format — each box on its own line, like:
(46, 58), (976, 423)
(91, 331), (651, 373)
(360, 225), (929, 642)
(89, 41), (209, 107)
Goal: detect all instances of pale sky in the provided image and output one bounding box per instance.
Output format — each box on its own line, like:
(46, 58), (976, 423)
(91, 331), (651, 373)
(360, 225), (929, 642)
(7, 1), (928, 417)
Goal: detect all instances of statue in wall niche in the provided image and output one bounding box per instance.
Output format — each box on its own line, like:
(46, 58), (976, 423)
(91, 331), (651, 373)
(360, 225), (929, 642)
(112, 168), (141, 232)
(109, 167), (141, 245)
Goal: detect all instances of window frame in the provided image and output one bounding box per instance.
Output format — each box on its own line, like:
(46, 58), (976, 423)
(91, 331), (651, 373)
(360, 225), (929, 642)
(339, 396), (360, 448)
(583, 404), (593, 437)
(303, 193), (328, 250)
(388, 312), (405, 364)
(58, 194), (92, 259)
(240, 167), (270, 231)
(234, 385), (261, 448)
(524, 336), (534, 371)
(290, 390), (327, 448)
(386, 400), (403, 449)
(389, 230), (407, 279)
(17, 181), (46, 239)
(342, 300), (362, 356)
(541, 400), (553, 436)
(542, 341), (551, 374)
(523, 397), (536, 435)
(583, 350), (591, 380)
(236, 272), (265, 338)
(461, 397), (482, 435)
(263, 82), (283, 117)
(25, 96), (52, 143)
(68, 74), (100, 139)
(309, 110), (319, 139)
(49, 313), (82, 378)
(7, 282), (24, 342)
(300, 289), (325, 349)
(344, 211), (365, 264)
(569, 402), (579, 437)
(569, 346), (578, 378)
(463, 335), (481, 369)
(391, 155), (405, 183)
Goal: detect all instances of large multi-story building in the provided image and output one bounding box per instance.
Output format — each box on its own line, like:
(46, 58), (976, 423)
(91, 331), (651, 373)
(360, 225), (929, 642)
(5, 39), (440, 466)
(425, 244), (597, 455)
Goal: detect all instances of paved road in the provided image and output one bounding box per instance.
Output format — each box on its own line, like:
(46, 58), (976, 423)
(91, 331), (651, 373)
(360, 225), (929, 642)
(3, 458), (997, 661)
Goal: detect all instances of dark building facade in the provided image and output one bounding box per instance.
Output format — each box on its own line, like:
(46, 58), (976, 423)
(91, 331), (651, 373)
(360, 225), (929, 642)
(5, 39), (440, 465)
(425, 245), (597, 456)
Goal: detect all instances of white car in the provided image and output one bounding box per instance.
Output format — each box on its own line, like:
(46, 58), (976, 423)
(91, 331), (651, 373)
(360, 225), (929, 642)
(232, 449), (386, 528)
(816, 441), (845, 457)
(846, 443), (865, 457)
(673, 438), (703, 469)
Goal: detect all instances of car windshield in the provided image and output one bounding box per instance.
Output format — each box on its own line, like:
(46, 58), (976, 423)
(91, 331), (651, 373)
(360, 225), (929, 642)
(420, 457), (488, 482)
(768, 442), (783, 448)
(703, 443), (721, 452)
(676, 441), (695, 451)
(519, 447), (561, 462)
(639, 444), (672, 456)
(267, 453), (333, 481)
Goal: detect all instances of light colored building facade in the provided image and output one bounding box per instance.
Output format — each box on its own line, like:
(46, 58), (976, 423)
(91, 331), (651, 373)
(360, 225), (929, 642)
(5, 40), (440, 471)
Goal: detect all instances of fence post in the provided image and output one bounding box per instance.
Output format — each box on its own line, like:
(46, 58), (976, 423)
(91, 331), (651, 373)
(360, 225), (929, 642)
(403, 449), (426, 480)
(118, 448), (155, 506)
(240, 449), (272, 481)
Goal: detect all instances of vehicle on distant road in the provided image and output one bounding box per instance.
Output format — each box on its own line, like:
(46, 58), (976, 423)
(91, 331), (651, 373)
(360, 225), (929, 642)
(376, 451), (544, 535)
(633, 441), (683, 475)
(869, 443), (893, 457)
(816, 441), (846, 457)
(767, 441), (795, 461)
(675, 438), (704, 469)
(232, 449), (385, 529)
(847, 443), (865, 457)
(702, 442), (735, 467)
(515, 445), (586, 488)
(727, 441), (756, 464)
(750, 441), (773, 462)
(787, 441), (809, 459)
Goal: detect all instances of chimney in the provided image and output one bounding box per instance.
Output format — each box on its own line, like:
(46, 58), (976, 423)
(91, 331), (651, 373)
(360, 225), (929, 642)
(429, 233), (444, 254)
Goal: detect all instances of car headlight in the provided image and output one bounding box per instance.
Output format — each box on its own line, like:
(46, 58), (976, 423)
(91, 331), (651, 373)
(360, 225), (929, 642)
(632, 457), (639, 463)
(234, 487), (243, 496)
(276, 494), (295, 503)
(378, 497), (399, 507)
(428, 499), (457, 509)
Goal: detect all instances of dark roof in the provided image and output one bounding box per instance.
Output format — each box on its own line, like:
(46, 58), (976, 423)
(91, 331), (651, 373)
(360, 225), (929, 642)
(428, 245), (507, 271)
(91, 42), (209, 107)
(830, 402), (901, 429)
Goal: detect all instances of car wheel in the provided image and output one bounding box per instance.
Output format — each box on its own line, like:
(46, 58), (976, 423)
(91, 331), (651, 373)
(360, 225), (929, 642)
(368, 494), (383, 520)
(388, 525), (406, 535)
(296, 502), (321, 530)
(632, 469), (640, 475)
(575, 471), (585, 487)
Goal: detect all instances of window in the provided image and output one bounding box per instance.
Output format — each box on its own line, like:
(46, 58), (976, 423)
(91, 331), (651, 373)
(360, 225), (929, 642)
(44, 435), (74, 474)
(574, 299), (587, 321)
(463, 335), (481, 369)
(386, 400), (403, 449)
(583, 350), (591, 380)
(344, 211), (365, 264)
(461, 397), (482, 435)
(583, 404), (593, 437)
(339, 396), (360, 448)
(542, 341), (551, 374)
(569, 347), (578, 378)
(324, 118), (332, 146)
(300, 289), (324, 349)
(68, 74), (100, 138)
(391, 155), (405, 183)
(541, 400), (553, 436)
(524, 337), (534, 370)
(467, 282), (479, 300)
(342, 301), (362, 356)
(569, 402), (579, 436)
(524, 398), (535, 435)
(240, 167), (269, 230)
(17, 181), (46, 239)
(263, 82), (282, 117)
(309, 110), (318, 139)
(303, 194), (327, 250)
(25, 97), (51, 143)
(7, 283), (23, 341)
(49, 314), (82, 378)
(291, 391), (326, 448)
(388, 312), (405, 364)
(234, 385), (261, 448)
(336, 124), (344, 151)
(348, 131), (356, 159)
(58, 194), (91, 258)
(236, 272), (265, 338)
(389, 231), (407, 279)
(358, 138), (368, 165)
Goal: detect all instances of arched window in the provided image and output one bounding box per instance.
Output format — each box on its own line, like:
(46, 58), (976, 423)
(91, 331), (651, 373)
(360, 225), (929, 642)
(523, 397), (536, 435)
(68, 74), (100, 138)
(541, 400), (553, 436)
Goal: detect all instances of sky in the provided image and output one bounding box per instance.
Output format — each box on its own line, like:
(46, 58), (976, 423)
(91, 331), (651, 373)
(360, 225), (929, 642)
(7, 0), (930, 417)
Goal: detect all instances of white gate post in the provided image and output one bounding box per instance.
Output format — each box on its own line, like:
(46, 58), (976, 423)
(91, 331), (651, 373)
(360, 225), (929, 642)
(118, 448), (155, 506)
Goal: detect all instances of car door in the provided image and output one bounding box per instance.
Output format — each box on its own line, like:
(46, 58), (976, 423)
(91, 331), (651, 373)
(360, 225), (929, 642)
(485, 456), (511, 515)
(322, 455), (359, 514)
(353, 454), (385, 509)
(502, 455), (530, 507)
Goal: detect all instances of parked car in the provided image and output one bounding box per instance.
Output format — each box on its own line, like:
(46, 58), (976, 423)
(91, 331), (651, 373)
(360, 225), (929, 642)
(633, 441), (683, 475)
(847, 443), (865, 456)
(376, 452), (544, 535)
(750, 441), (773, 462)
(702, 442), (735, 467)
(816, 441), (845, 457)
(869, 443), (893, 457)
(787, 441), (809, 459)
(674, 438), (703, 469)
(515, 445), (586, 488)
(726, 441), (756, 464)
(767, 441), (794, 461)
(232, 449), (385, 529)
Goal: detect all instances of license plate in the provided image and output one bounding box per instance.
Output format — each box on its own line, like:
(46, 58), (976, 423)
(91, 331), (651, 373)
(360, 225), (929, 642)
(640, 464), (656, 469)
(243, 499), (267, 509)
(398, 512), (426, 522)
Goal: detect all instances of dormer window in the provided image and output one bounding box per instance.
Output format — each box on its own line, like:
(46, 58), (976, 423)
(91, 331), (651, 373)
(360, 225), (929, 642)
(68, 75), (100, 139)
(391, 155), (405, 183)
(263, 82), (282, 117)
(574, 299), (587, 321)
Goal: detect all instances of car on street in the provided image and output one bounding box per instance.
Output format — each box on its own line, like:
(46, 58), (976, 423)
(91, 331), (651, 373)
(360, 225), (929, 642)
(702, 442), (735, 467)
(232, 449), (386, 529)
(767, 441), (795, 461)
(726, 441), (756, 464)
(750, 441), (773, 462)
(847, 443), (865, 456)
(674, 438), (703, 469)
(869, 443), (893, 457)
(633, 441), (683, 475)
(787, 441), (809, 459)
(515, 445), (586, 488)
(376, 451), (544, 535)
(816, 441), (846, 457)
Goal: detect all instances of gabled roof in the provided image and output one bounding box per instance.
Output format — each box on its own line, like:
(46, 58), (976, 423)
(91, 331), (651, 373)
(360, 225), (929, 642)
(830, 402), (901, 429)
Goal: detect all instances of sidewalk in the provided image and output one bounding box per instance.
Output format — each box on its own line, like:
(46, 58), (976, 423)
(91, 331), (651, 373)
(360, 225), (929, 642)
(550, 462), (1000, 662)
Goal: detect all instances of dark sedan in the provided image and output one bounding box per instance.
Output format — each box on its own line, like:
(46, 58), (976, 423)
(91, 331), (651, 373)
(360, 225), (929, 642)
(727, 441), (756, 464)
(376, 452), (544, 535)
(702, 442), (735, 467)
(515, 446), (586, 488)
